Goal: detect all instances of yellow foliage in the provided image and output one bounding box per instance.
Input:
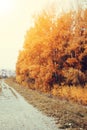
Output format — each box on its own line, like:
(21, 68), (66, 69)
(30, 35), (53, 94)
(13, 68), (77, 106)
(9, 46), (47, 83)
(16, 7), (87, 104)
(52, 85), (87, 105)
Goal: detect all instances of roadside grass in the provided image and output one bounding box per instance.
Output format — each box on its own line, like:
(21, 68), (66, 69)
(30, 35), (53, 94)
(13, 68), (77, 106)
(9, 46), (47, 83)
(0, 81), (2, 92)
(0, 86), (1, 92)
(5, 77), (87, 130)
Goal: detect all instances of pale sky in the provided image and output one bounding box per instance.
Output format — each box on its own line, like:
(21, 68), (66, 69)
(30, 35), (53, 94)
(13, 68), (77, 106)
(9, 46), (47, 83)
(0, 0), (85, 70)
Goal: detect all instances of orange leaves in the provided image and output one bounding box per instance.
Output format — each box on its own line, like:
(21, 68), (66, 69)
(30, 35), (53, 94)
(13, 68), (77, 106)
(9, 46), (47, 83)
(52, 85), (87, 105)
(29, 65), (40, 79)
(66, 58), (79, 68)
(16, 7), (87, 96)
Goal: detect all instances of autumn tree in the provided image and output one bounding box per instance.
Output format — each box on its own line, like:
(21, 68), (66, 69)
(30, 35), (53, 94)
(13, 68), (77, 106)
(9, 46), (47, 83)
(16, 8), (87, 91)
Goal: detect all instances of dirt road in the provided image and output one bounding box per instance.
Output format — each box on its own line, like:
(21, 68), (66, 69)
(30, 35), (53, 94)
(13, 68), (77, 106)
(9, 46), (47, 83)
(0, 80), (59, 130)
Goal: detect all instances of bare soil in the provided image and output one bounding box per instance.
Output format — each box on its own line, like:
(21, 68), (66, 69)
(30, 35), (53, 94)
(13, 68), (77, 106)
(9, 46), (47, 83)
(5, 78), (87, 130)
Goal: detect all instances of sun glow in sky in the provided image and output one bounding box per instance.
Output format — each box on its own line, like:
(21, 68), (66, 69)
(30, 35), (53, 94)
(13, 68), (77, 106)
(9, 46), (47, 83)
(0, 0), (14, 16)
(0, 0), (85, 70)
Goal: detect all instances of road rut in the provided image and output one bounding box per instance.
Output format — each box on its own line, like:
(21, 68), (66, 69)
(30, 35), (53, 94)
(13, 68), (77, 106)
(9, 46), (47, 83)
(0, 80), (59, 130)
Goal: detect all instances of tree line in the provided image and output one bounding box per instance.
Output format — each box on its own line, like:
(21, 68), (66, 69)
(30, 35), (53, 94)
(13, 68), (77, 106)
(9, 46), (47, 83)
(16, 8), (87, 92)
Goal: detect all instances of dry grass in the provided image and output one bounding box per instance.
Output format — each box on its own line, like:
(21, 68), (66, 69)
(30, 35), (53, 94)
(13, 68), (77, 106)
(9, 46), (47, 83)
(0, 87), (1, 92)
(5, 77), (87, 130)
(0, 83), (2, 92)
